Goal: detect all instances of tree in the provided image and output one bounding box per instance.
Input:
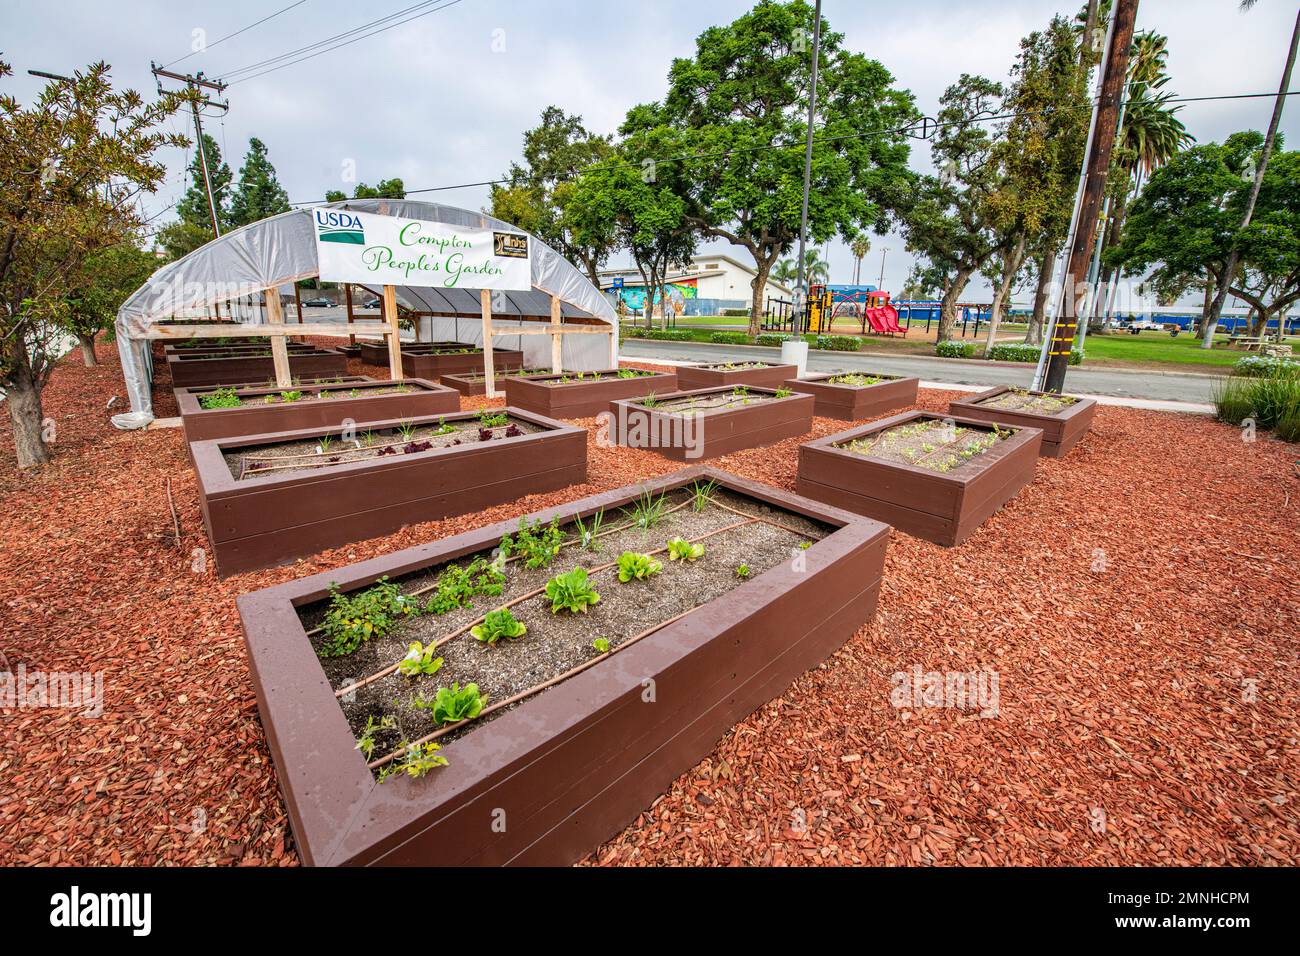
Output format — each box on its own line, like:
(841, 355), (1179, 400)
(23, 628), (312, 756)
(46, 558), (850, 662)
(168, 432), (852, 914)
(901, 74), (1005, 342)
(0, 61), (185, 467)
(567, 121), (696, 331)
(1107, 134), (1300, 339)
(850, 236), (871, 284)
(227, 136), (290, 228)
(490, 106), (617, 288)
(64, 242), (158, 366)
(352, 178), (405, 199)
(772, 258), (799, 285)
(157, 132), (231, 260)
(649, 0), (917, 336)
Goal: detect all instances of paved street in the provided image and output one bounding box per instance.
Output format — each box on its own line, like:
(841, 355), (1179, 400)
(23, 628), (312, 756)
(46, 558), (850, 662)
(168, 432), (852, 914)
(620, 338), (1222, 404)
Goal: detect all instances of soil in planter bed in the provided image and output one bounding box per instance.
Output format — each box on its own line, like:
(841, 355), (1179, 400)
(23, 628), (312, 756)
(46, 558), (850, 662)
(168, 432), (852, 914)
(977, 389), (1078, 415)
(644, 388), (782, 415)
(838, 417), (1012, 473)
(825, 373), (897, 386)
(222, 413), (542, 479)
(542, 371), (658, 385)
(198, 383), (423, 409)
(699, 362), (775, 371)
(296, 487), (832, 772)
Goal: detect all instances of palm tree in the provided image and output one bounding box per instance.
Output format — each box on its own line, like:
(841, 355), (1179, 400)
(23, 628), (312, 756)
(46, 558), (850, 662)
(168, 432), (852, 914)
(772, 258), (799, 286)
(802, 249), (830, 285)
(850, 237), (871, 285)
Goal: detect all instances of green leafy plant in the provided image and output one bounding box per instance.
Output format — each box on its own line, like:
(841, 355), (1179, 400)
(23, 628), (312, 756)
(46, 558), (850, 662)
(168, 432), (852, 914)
(397, 421), (417, 441)
(424, 557), (506, 615)
(471, 607), (528, 645)
(355, 714), (397, 761)
(622, 488), (668, 530)
(198, 387), (242, 409)
(380, 741), (449, 781)
(478, 408), (509, 428)
(690, 479), (717, 512)
(545, 567), (601, 614)
(592, 637), (611, 653)
(397, 641), (444, 677)
(798, 540), (812, 550)
(433, 417), (456, 435)
(317, 434), (335, 453)
(319, 577), (419, 657)
(500, 517), (565, 569)
(934, 340), (976, 359)
(734, 563), (751, 580)
(361, 429), (377, 447)
(773, 386), (794, 398)
(666, 537), (704, 562)
(572, 508), (605, 551)
(417, 682), (488, 725)
(617, 551), (663, 582)
(278, 389), (303, 403)
(640, 393), (660, 409)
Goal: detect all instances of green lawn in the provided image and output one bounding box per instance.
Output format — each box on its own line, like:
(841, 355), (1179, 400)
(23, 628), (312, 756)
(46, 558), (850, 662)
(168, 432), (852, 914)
(1076, 331), (1297, 368)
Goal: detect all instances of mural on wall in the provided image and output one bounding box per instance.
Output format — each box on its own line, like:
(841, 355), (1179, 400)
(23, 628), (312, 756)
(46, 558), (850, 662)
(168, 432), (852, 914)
(614, 279), (698, 311)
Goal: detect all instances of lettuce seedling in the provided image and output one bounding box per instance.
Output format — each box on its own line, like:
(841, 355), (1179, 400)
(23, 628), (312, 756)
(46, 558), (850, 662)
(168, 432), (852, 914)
(471, 608), (527, 645)
(545, 567), (601, 614)
(592, 637), (611, 653)
(419, 682), (488, 725)
(617, 551), (663, 582)
(666, 538), (704, 562)
(397, 641), (444, 677)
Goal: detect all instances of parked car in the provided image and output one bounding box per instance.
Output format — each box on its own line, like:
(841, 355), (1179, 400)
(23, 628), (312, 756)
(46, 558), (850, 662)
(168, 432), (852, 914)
(363, 298), (382, 309)
(302, 297), (335, 308)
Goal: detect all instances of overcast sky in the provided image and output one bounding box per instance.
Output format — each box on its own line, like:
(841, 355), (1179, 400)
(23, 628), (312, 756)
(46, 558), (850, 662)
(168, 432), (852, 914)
(4, 0), (1297, 301)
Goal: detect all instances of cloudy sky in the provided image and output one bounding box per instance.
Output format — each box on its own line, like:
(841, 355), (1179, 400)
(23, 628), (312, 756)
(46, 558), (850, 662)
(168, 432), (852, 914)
(4, 0), (1297, 300)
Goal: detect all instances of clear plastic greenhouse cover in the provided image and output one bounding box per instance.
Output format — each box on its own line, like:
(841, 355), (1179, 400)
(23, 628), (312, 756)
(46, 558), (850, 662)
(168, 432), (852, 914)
(112, 198), (618, 429)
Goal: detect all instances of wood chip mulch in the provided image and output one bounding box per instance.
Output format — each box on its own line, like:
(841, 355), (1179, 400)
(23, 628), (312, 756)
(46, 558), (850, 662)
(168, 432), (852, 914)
(0, 342), (1297, 867)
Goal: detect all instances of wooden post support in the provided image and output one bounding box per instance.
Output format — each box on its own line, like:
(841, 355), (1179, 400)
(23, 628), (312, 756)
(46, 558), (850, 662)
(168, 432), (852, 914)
(608, 325), (618, 368)
(345, 284), (355, 345)
(264, 289), (292, 387)
(549, 294), (563, 373)
(481, 288), (498, 399)
(383, 284), (403, 381)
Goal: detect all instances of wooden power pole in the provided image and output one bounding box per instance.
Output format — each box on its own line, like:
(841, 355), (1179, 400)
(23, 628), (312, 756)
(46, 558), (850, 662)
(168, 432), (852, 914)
(1043, 0), (1138, 393)
(152, 65), (228, 239)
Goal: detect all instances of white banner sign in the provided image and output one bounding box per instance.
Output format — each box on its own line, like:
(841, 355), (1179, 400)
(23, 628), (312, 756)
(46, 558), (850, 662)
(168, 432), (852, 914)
(312, 209), (532, 291)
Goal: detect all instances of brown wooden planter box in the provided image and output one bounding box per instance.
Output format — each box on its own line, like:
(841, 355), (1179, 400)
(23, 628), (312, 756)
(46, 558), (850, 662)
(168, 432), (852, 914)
(947, 386), (1097, 458)
(177, 378), (461, 446)
(676, 362), (798, 390)
(357, 340), (467, 366)
(166, 348), (349, 388)
(784, 372), (919, 421)
(400, 347), (525, 380)
(608, 386), (814, 461)
(235, 466), (890, 866)
(797, 410), (1042, 546)
(165, 342), (318, 355)
(192, 408), (586, 575)
(505, 369), (678, 419)
(440, 369), (551, 397)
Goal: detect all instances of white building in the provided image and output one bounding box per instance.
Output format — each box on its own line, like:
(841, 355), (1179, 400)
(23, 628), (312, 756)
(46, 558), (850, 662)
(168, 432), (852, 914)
(598, 254), (792, 314)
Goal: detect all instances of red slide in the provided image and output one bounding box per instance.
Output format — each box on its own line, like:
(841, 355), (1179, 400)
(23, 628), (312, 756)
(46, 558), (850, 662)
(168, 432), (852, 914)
(865, 307), (891, 334)
(880, 304), (905, 334)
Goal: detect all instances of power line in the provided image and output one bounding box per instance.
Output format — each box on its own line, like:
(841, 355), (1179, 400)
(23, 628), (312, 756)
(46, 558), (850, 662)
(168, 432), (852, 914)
(218, 0), (466, 86)
(280, 87), (1298, 207)
(160, 1), (311, 70)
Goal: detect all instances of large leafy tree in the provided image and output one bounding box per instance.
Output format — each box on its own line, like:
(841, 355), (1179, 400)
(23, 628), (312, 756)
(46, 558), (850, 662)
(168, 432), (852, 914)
(648, 0), (917, 336)
(324, 178), (406, 203)
(227, 136), (290, 228)
(1107, 133), (1300, 337)
(157, 132), (230, 260)
(490, 106), (616, 288)
(901, 74), (1005, 342)
(1, 61), (185, 467)
(65, 241), (159, 367)
(567, 117), (695, 329)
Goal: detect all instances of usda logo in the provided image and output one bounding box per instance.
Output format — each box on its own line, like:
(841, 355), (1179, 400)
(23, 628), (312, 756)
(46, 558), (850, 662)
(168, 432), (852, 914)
(314, 208), (365, 244)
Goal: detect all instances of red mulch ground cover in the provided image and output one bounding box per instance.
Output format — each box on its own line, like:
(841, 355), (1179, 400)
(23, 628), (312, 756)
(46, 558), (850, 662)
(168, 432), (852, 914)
(1, 341), (1297, 866)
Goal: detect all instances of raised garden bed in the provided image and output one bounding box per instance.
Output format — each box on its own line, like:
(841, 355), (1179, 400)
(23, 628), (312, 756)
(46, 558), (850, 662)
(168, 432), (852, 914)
(357, 340), (467, 366)
(236, 467), (889, 866)
(192, 407), (585, 575)
(797, 410), (1042, 546)
(441, 368), (552, 397)
(164, 340), (319, 354)
(947, 386), (1097, 458)
(784, 371), (919, 421)
(177, 378), (461, 446)
(505, 368), (678, 419)
(403, 346), (526, 380)
(676, 361), (798, 390)
(608, 385), (813, 461)
(166, 347), (349, 388)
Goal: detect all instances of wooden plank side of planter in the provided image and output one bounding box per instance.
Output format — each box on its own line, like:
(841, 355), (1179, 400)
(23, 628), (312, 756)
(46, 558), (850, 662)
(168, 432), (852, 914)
(947, 386), (1097, 458)
(795, 474), (958, 544)
(784, 374), (920, 421)
(401, 349), (525, 380)
(178, 379), (459, 445)
(608, 387), (813, 461)
(167, 350), (348, 388)
(676, 363), (798, 390)
(357, 340), (468, 365)
(236, 467), (889, 867)
(506, 370), (678, 419)
(440, 369), (549, 396)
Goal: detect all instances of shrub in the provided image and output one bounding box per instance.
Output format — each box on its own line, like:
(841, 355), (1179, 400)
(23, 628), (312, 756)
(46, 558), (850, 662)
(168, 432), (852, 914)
(1234, 354), (1300, 378)
(814, 334), (861, 352)
(984, 343), (1084, 365)
(1275, 404), (1300, 443)
(644, 328), (693, 341)
(1214, 372), (1300, 429)
(721, 307), (751, 317)
(755, 333), (790, 347)
(621, 326), (646, 339)
(935, 340), (976, 358)
(710, 331), (751, 345)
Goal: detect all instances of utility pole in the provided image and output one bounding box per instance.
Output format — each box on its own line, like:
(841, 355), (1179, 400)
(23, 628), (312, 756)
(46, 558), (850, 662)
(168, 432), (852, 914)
(878, 247), (889, 289)
(794, 0), (823, 329)
(152, 64), (228, 239)
(1043, 0), (1137, 393)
